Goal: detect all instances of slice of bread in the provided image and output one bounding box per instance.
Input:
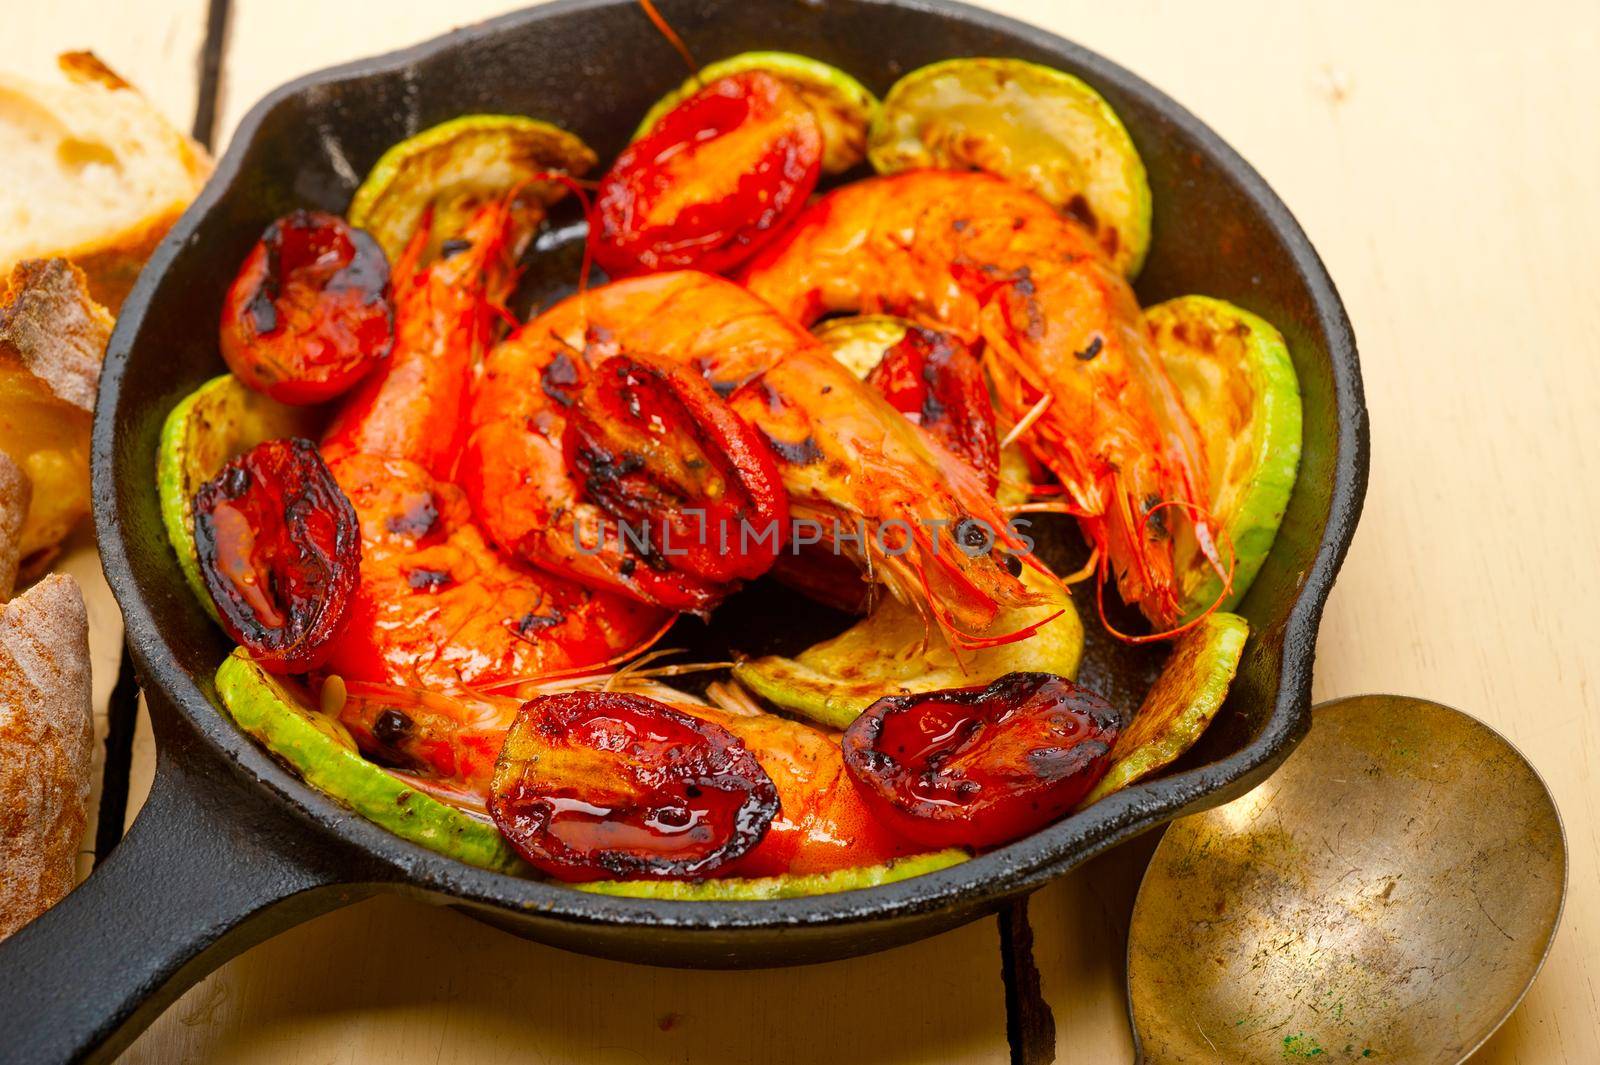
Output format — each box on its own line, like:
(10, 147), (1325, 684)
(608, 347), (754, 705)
(0, 258), (113, 568)
(0, 573), (93, 940)
(0, 52), (210, 313)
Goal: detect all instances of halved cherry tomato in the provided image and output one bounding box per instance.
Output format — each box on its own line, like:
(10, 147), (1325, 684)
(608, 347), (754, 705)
(867, 326), (1000, 493)
(489, 690), (779, 881)
(220, 210), (394, 405)
(192, 438), (360, 673)
(563, 354), (789, 592)
(590, 70), (823, 277)
(841, 672), (1123, 849)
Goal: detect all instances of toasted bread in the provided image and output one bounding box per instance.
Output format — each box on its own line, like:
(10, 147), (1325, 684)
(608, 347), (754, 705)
(0, 258), (112, 567)
(0, 452), (28, 601)
(0, 52), (210, 313)
(0, 573), (93, 939)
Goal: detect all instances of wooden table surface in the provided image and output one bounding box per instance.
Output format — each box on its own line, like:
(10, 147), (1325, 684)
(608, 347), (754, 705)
(14, 0), (1599, 1060)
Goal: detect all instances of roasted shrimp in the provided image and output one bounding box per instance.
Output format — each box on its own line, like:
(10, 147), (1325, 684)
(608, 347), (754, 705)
(464, 270), (1048, 644)
(321, 199), (667, 690)
(743, 170), (1213, 630)
(323, 196), (515, 479)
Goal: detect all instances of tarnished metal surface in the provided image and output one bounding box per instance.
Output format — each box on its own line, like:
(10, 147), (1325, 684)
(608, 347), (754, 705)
(1128, 695), (1566, 1064)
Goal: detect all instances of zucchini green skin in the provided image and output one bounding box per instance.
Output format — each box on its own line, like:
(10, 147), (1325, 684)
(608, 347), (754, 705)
(631, 51), (879, 174)
(215, 650), (965, 895)
(215, 650), (526, 874)
(348, 114), (597, 264)
(868, 57), (1151, 277)
(156, 374), (320, 622)
(1147, 297), (1303, 619)
(575, 849), (967, 900)
(1080, 612), (1249, 806)
(734, 566), (1081, 731)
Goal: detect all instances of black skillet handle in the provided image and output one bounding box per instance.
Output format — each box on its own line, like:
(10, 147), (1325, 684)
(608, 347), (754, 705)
(0, 750), (378, 1064)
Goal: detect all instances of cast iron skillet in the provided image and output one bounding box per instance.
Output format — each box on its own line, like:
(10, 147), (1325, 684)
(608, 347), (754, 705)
(0, 0), (1366, 1060)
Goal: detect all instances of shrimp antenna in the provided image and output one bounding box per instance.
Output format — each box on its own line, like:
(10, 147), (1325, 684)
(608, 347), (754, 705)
(705, 679), (765, 718)
(908, 552), (1065, 652)
(999, 390), (1053, 450)
(637, 0), (699, 74)
(523, 171), (597, 303)
(463, 613), (676, 697)
(1096, 499), (1237, 644)
(603, 649), (735, 692)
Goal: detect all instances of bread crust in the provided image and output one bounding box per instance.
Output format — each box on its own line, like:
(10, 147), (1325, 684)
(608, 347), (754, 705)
(0, 259), (109, 565)
(50, 53), (212, 314)
(0, 574), (93, 939)
(0, 452), (29, 601)
(0, 258), (112, 413)
(0, 52), (212, 315)
(56, 50), (132, 92)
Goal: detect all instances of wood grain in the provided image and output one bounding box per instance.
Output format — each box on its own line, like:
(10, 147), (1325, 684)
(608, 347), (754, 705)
(7, 0), (209, 882)
(122, 894), (1009, 1065)
(9, 0), (208, 125)
(10, 0), (1600, 1061)
(1015, 3), (1600, 1062)
(215, 0), (551, 142)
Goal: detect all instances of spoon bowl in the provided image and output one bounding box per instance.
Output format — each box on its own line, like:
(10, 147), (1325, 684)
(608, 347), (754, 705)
(1127, 695), (1566, 1064)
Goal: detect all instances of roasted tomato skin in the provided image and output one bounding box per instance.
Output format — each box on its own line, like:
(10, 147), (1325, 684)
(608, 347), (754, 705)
(563, 354), (789, 592)
(842, 672), (1123, 849)
(220, 210), (394, 405)
(867, 326), (1001, 493)
(489, 691), (779, 882)
(193, 438), (361, 674)
(591, 70), (822, 277)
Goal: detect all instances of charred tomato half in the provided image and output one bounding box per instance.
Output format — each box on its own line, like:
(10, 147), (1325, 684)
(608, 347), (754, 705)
(562, 354), (789, 605)
(489, 690), (780, 882)
(842, 672), (1123, 849)
(867, 326), (1002, 493)
(220, 210), (394, 405)
(591, 70), (822, 277)
(192, 437), (361, 673)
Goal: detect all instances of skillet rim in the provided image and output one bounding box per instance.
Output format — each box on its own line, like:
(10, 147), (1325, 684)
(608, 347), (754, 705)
(93, 0), (1368, 934)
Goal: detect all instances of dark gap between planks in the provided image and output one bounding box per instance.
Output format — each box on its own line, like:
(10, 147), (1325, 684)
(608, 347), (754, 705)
(1000, 897), (1058, 1065)
(94, 0), (233, 865)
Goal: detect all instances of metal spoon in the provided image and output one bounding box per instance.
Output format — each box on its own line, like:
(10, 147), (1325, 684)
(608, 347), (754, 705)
(1126, 695), (1566, 1064)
